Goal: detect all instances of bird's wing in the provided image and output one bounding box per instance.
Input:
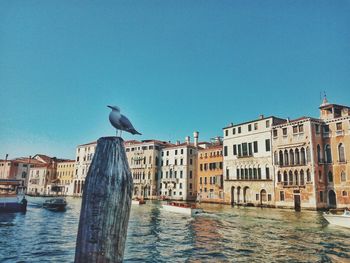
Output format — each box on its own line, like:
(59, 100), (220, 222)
(120, 114), (136, 130)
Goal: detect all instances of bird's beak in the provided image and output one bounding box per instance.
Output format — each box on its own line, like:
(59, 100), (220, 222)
(107, 105), (112, 109)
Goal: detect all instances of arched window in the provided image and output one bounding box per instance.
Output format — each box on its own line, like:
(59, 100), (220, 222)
(325, 145), (332, 163)
(277, 171), (281, 182)
(338, 143), (345, 162)
(289, 171), (293, 185)
(300, 170), (305, 185)
(328, 171), (333, 183)
(248, 168), (252, 180)
(289, 149), (294, 165)
(341, 171), (346, 182)
(294, 170), (299, 185)
(307, 169), (311, 182)
(295, 149), (300, 165)
(317, 144), (321, 163)
(274, 151), (278, 165)
(300, 148), (306, 165)
(283, 171), (288, 185)
(284, 150), (289, 166)
(279, 151), (284, 166)
(306, 147), (310, 164)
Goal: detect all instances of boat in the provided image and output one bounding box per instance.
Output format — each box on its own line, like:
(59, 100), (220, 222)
(161, 202), (203, 216)
(42, 197), (67, 211)
(323, 209), (350, 228)
(131, 198), (146, 205)
(0, 179), (27, 213)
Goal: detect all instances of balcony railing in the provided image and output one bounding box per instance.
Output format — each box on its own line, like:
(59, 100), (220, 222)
(336, 130), (344, 136)
(237, 154), (253, 159)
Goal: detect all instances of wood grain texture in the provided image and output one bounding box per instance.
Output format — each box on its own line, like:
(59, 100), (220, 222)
(75, 137), (133, 263)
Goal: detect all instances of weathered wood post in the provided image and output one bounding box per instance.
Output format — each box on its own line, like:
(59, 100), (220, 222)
(75, 136), (133, 263)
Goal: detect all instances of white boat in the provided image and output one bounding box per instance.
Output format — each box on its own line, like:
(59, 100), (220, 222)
(161, 202), (203, 216)
(131, 199), (146, 205)
(323, 210), (350, 228)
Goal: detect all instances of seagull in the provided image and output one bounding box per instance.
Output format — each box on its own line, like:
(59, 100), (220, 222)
(107, 105), (142, 136)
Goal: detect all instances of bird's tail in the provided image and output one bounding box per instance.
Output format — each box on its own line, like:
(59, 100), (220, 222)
(130, 129), (142, 135)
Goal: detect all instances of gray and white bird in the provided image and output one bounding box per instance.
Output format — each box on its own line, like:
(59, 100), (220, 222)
(107, 105), (142, 136)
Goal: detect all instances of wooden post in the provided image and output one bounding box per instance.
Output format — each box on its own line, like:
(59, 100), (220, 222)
(75, 137), (133, 263)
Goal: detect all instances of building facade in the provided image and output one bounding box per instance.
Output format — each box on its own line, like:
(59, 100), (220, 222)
(159, 133), (199, 201)
(223, 116), (286, 207)
(56, 160), (76, 195)
(125, 140), (170, 199)
(73, 141), (97, 196)
(197, 143), (224, 203)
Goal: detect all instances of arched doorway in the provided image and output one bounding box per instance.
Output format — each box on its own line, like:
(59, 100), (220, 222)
(231, 186), (235, 205)
(237, 187), (241, 204)
(260, 189), (267, 204)
(243, 187), (250, 203)
(328, 190), (336, 208)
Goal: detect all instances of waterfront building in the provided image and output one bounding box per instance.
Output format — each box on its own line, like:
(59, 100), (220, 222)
(197, 139), (224, 203)
(72, 141), (97, 196)
(223, 116), (286, 206)
(319, 100), (350, 209)
(56, 160), (76, 195)
(27, 155), (64, 196)
(0, 157), (43, 188)
(125, 139), (170, 199)
(159, 132), (200, 201)
(272, 117), (326, 210)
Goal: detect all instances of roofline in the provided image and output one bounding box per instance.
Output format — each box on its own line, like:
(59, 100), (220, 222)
(319, 103), (350, 110)
(222, 116), (286, 129)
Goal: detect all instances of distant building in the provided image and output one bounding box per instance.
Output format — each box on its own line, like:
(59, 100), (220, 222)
(319, 100), (350, 209)
(197, 139), (224, 203)
(125, 140), (170, 199)
(72, 141), (97, 196)
(159, 132), (200, 201)
(56, 160), (76, 195)
(223, 116), (286, 206)
(272, 117), (326, 210)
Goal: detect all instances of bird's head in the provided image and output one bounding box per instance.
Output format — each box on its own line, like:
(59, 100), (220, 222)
(107, 105), (120, 112)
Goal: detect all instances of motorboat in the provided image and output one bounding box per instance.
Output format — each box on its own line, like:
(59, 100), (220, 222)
(323, 209), (350, 228)
(161, 202), (203, 216)
(43, 197), (67, 212)
(0, 179), (27, 213)
(132, 198), (146, 205)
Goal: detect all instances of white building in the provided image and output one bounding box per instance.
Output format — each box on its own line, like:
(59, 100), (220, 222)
(72, 141), (97, 196)
(223, 116), (285, 206)
(159, 132), (200, 201)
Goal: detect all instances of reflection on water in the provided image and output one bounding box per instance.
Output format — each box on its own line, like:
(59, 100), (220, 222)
(0, 198), (349, 262)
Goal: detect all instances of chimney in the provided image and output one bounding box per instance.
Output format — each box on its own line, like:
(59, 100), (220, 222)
(193, 131), (199, 147)
(259, 114), (264, 119)
(185, 136), (190, 145)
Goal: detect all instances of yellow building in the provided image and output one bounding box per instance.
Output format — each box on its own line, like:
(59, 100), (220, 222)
(197, 144), (224, 203)
(57, 160), (76, 194)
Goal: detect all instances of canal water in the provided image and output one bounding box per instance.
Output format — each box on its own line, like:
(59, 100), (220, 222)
(0, 197), (349, 262)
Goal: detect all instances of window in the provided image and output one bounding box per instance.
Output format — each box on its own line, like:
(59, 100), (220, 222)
(319, 170), (322, 182)
(336, 122), (342, 131)
(175, 159), (177, 165)
(342, 191), (348, 197)
(242, 143), (248, 156)
(180, 159), (183, 165)
(225, 130), (228, 136)
(315, 124), (320, 134)
(277, 171), (281, 182)
(298, 125), (304, 133)
(204, 177), (207, 184)
(265, 167), (270, 179)
(307, 169), (311, 182)
(268, 194), (271, 201)
(238, 127), (241, 133)
(253, 141), (258, 153)
(180, 183), (182, 189)
(341, 171), (346, 182)
(293, 126), (298, 134)
(325, 145), (332, 163)
(238, 144), (242, 156)
(338, 143), (345, 162)
(233, 145), (237, 155)
(200, 178), (202, 184)
(226, 169), (229, 179)
(175, 150), (178, 155)
(181, 149), (184, 154)
(189, 171), (192, 179)
(265, 139), (270, 151)
(200, 164), (203, 171)
(189, 183), (192, 189)
(317, 144), (322, 163)
(224, 146), (228, 156)
(190, 159), (193, 165)
(328, 171), (333, 183)
(248, 124), (252, 131)
(283, 128), (287, 136)
(320, 191), (324, 202)
(233, 128), (236, 134)
(256, 194), (259, 201)
(254, 123), (258, 130)
(166, 151), (169, 156)
(273, 129), (278, 137)
(266, 120), (270, 128)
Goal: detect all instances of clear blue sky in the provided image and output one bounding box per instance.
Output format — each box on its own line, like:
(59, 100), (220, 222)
(1, 0), (349, 159)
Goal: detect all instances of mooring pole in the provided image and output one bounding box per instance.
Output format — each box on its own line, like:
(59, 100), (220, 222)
(75, 137), (133, 263)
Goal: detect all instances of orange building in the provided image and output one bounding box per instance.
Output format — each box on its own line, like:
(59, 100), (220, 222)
(197, 143), (224, 203)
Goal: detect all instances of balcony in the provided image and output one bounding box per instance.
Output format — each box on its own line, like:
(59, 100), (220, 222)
(336, 130), (344, 136)
(323, 132), (330, 138)
(237, 154), (254, 159)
